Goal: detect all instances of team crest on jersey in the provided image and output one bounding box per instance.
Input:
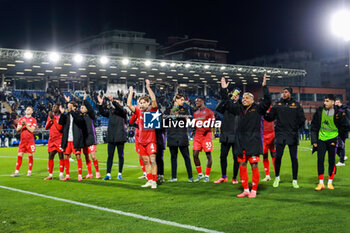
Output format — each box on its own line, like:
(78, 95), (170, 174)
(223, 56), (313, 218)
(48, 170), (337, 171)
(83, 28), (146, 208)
(143, 110), (161, 129)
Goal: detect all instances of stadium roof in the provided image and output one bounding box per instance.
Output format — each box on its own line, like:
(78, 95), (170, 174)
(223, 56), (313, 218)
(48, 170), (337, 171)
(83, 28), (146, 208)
(0, 48), (306, 86)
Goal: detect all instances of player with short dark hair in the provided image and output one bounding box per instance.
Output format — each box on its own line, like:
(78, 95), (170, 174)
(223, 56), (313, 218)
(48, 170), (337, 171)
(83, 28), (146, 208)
(44, 104), (65, 180)
(192, 97), (215, 183)
(11, 106), (37, 177)
(311, 94), (349, 190)
(81, 92), (100, 179)
(265, 87), (306, 188)
(59, 96), (85, 181)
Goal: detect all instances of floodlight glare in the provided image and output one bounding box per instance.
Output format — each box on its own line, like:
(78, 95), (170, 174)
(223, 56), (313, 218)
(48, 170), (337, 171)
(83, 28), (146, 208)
(185, 63), (191, 68)
(170, 63), (176, 67)
(48, 52), (60, 62)
(331, 9), (350, 41)
(100, 56), (109, 65)
(23, 51), (33, 60)
(220, 66), (226, 70)
(122, 58), (129, 65)
(204, 65), (209, 69)
(73, 54), (84, 63)
(160, 62), (167, 67)
(144, 60), (152, 67)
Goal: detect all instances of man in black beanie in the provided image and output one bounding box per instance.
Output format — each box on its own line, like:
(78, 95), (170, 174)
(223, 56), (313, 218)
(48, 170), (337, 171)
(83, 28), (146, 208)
(265, 87), (306, 188)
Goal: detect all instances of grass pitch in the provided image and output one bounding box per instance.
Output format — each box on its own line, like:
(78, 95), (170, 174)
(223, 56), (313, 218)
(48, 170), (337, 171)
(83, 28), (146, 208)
(0, 139), (350, 233)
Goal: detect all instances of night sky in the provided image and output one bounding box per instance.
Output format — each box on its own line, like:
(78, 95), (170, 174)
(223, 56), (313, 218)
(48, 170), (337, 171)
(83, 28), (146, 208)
(0, 0), (349, 63)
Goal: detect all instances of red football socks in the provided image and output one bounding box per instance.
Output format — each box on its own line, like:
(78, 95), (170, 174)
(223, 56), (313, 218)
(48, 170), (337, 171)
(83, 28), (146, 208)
(139, 158), (146, 173)
(263, 157), (270, 176)
(205, 167), (211, 176)
(93, 160), (99, 173)
(28, 155), (33, 171)
(86, 159), (92, 175)
(48, 159), (54, 174)
(147, 173), (152, 180)
(64, 158), (70, 175)
(77, 158), (83, 176)
(196, 166), (202, 174)
(16, 156), (23, 171)
(59, 159), (65, 173)
(252, 167), (260, 191)
(239, 166), (249, 190)
(153, 174), (157, 182)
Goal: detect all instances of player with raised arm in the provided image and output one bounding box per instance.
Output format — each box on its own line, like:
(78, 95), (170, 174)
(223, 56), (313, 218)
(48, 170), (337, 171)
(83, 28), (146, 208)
(220, 75), (271, 198)
(81, 92), (100, 179)
(11, 106), (37, 177)
(59, 96), (85, 181)
(127, 79), (158, 189)
(44, 104), (65, 180)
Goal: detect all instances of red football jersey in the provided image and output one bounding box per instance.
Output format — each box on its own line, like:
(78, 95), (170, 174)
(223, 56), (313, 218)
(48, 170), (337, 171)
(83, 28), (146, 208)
(45, 114), (63, 143)
(129, 112), (139, 142)
(263, 107), (275, 133)
(193, 107), (215, 136)
(135, 107), (157, 146)
(18, 116), (37, 143)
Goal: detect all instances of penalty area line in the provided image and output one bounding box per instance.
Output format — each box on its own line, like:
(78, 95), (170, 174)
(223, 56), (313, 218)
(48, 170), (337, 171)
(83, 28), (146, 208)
(0, 185), (224, 233)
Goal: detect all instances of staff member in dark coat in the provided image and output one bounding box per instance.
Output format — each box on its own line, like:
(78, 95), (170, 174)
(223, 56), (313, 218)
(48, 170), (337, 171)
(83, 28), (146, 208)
(80, 92), (100, 179)
(220, 75), (271, 198)
(335, 98), (349, 166)
(214, 90), (240, 184)
(264, 87), (306, 189)
(97, 94), (127, 181)
(310, 94), (349, 191)
(59, 99), (85, 181)
(155, 127), (166, 183)
(165, 94), (193, 182)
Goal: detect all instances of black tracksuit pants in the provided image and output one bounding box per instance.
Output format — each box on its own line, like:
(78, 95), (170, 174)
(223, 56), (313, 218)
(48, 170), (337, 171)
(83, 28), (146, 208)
(169, 146), (193, 179)
(317, 138), (337, 177)
(275, 143), (298, 180)
(107, 142), (125, 173)
(156, 144), (164, 176)
(220, 143), (239, 179)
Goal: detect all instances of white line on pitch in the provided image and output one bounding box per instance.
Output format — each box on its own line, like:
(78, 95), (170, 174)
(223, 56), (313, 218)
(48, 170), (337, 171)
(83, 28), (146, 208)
(0, 185), (224, 233)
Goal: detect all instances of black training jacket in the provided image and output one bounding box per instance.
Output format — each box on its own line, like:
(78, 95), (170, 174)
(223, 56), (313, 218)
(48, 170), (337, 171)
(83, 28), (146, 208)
(264, 97), (305, 145)
(220, 86), (271, 155)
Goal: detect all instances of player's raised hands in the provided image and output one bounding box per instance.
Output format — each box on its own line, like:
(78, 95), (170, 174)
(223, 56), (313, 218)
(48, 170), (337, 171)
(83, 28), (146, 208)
(49, 112), (54, 120)
(108, 95), (113, 102)
(129, 86), (134, 93)
(59, 105), (65, 114)
(145, 79), (150, 88)
(221, 77), (230, 89)
(64, 95), (70, 102)
(83, 92), (87, 100)
(97, 95), (103, 105)
(262, 74), (267, 87)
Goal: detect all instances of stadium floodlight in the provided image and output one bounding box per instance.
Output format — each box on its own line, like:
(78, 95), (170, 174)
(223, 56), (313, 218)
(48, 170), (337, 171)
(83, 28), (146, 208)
(185, 63), (191, 68)
(331, 9), (350, 41)
(144, 60), (152, 67)
(48, 52), (60, 63)
(160, 62), (167, 67)
(170, 63), (176, 67)
(100, 56), (109, 65)
(122, 58), (130, 65)
(220, 66), (226, 70)
(23, 51), (33, 60)
(73, 54), (84, 63)
(204, 65), (210, 69)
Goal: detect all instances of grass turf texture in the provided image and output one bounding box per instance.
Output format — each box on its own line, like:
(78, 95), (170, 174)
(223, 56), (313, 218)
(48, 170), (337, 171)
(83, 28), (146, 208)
(0, 139), (350, 233)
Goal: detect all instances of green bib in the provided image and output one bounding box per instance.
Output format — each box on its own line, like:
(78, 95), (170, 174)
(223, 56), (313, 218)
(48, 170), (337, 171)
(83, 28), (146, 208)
(318, 108), (338, 141)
